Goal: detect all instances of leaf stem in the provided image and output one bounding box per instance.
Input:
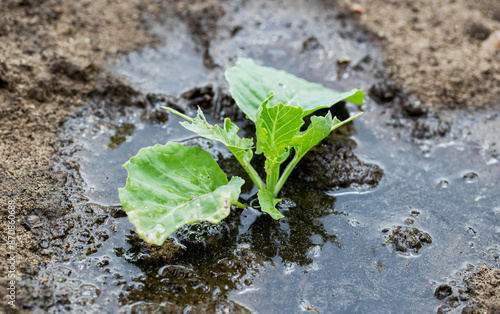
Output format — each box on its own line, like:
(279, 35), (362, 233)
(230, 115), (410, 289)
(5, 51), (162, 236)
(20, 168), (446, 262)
(330, 112), (363, 132)
(228, 147), (266, 191)
(266, 161), (280, 197)
(234, 201), (246, 209)
(243, 163), (266, 190)
(162, 106), (194, 122)
(274, 152), (301, 197)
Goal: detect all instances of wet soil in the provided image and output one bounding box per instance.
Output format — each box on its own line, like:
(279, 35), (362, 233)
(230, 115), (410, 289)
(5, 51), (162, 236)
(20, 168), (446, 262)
(1, 0), (499, 313)
(0, 0), (165, 310)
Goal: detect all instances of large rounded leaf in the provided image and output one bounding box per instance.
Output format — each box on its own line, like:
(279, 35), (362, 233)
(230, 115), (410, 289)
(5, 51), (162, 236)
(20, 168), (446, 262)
(118, 142), (244, 245)
(225, 57), (364, 122)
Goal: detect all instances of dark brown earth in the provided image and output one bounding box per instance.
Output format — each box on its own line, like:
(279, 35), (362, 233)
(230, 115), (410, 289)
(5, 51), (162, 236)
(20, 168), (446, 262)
(0, 0), (499, 312)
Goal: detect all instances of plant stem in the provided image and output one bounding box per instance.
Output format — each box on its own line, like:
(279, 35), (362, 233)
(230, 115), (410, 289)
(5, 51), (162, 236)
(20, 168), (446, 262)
(229, 148), (266, 191)
(244, 163), (266, 190)
(234, 201), (246, 209)
(274, 152), (301, 198)
(330, 112), (363, 132)
(266, 160), (280, 197)
(162, 106), (194, 122)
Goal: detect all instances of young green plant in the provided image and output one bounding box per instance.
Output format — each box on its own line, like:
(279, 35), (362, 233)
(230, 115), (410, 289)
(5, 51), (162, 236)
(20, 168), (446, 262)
(119, 58), (364, 245)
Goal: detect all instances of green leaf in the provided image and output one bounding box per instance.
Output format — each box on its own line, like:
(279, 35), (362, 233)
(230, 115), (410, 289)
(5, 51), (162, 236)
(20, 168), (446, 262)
(118, 142), (244, 245)
(257, 189), (284, 220)
(292, 112), (335, 157)
(293, 111), (364, 158)
(165, 107), (254, 159)
(255, 97), (304, 160)
(165, 106), (266, 190)
(274, 111), (364, 196)
(225, 57), (364, 122)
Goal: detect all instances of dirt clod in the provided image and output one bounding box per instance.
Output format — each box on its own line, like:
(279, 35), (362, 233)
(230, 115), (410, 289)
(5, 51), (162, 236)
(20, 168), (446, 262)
(384, 226), (432, 254)
(436, 263), (500, 313)
(49, 58), (94, 82)
(464, 265), (500, 313)
(297, 135), (383, 189)
(466, 22), (492, 41)
(302, 36), (323, 52)
(435, 284), (454, 300)
(369, 80), (405, 103)
(370, 75), (451, 139)
(180, 85), (215, 109)
(411, 115), (450, 139)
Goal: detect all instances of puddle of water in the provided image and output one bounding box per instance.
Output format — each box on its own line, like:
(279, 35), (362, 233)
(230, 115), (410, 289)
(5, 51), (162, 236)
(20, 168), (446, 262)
(232, 102), (500, 313)
(43, 0), (500, 313)
(112, 20), (214, 96)
(211, 0), (375, 90)
(60, 106), (198, 206)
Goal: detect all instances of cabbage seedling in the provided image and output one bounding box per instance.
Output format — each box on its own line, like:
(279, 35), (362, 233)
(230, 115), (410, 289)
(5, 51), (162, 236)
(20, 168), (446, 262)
(119, 58), (364, 245)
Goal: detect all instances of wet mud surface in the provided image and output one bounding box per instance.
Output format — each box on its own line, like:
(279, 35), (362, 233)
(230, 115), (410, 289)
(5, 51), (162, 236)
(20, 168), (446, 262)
(1, 0), (499, 313)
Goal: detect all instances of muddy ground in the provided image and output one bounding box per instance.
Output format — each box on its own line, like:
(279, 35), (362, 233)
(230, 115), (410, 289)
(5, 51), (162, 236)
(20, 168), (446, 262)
(0, 0), (499, 312)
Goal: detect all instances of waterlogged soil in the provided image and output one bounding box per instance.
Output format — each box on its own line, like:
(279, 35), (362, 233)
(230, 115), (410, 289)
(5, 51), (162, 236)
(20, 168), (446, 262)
(1, 0), (499, 313)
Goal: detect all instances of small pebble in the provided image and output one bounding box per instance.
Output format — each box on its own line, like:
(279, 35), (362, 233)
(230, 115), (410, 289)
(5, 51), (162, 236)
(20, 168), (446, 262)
(481, 30), (500, 54)
(350, 3), (365, 14)
(27, 215), (43, 228)
(40, 249), (54, 256)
